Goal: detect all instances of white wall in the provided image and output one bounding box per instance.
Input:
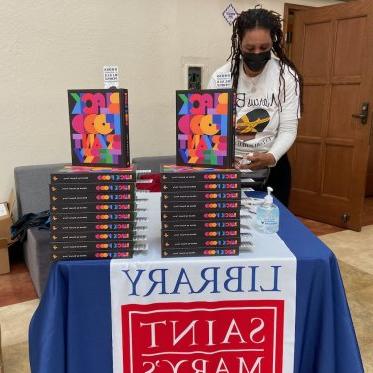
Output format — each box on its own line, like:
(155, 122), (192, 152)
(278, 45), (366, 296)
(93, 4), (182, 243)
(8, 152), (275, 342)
(0, 0), (340, 202)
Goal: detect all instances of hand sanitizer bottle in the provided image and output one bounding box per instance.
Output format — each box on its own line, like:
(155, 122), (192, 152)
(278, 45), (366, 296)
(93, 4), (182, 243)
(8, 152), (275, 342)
(255, 187), (279, 234)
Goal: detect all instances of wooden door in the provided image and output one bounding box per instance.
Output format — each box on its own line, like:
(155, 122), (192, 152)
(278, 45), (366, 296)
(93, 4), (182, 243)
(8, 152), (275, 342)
(366, 144), (373, 196)
(283, 3), (313, 59)
(289, 0), (373, 231)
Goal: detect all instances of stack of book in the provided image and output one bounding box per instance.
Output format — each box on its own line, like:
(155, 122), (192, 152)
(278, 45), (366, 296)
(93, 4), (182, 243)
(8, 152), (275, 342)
(160, 165), (243, 258)
(49, 166), (146, 261)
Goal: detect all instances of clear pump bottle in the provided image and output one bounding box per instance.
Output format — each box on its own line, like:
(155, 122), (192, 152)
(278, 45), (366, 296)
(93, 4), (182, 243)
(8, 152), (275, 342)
(255, 187), (279, 234)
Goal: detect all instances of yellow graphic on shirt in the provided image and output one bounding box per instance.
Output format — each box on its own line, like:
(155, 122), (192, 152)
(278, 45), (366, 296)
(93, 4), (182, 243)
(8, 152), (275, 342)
(236, 109), (271, 135)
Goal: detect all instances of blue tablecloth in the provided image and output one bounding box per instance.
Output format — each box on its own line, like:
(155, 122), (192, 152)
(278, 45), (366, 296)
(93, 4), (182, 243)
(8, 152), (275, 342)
(29, 193), (364, 373)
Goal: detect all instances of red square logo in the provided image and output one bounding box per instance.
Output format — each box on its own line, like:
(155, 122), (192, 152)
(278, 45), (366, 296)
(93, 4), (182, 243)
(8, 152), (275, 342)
(121, 300), (284, 373)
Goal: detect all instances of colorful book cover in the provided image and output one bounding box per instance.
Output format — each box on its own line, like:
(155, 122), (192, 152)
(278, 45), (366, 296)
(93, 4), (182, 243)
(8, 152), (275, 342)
(161, 164), (239, 182)
(68, 89), (130, 167)
(51, 165), (136, 183)
(176, 89), (235, 168)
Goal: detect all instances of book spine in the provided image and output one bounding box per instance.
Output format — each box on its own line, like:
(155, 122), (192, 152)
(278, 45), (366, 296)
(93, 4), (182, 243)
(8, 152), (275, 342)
(50, 202), (135, 213)
(68, 90), (78, 166)
(162, 219), (240, 230)
(50, 221), (136, 232)
(50, 240), (136, 251)
(230, 90), (236, 168)
(162, 229), (241, 240)
(162, 248), (239, 258)
(50, 230), (136, 242)
(51, 250), (133, 261)
(161, 210), (240, 221)
(50, 183), (136, 194)
(161, 200), (240, 212)
(161, 181), (241, 192)
(122, 89), (131, 168)
(50, 173), (136, 183)
(50, 192), (135, 203)
(161, 191), (241, 202)
(175, 91), (181, 167)
(162, 237), (241, 248)
(50, 211), (140, 223)
(160, 172), (240, 183)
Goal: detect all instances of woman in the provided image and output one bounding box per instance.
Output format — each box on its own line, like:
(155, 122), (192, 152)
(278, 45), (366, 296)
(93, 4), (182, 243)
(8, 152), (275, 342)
(208, 7), (303, 206)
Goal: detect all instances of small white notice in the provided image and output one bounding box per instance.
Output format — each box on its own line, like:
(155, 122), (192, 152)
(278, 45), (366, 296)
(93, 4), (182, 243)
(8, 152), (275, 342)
(103, 65), (119, 88)
(216, 71), (232, 88)
(223, 3), (239, 26)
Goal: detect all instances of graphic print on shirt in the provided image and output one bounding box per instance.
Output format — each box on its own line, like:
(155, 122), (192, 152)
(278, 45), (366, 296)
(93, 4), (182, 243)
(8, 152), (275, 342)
(236, 108), (271, 141)
(208, 60), (300, 157)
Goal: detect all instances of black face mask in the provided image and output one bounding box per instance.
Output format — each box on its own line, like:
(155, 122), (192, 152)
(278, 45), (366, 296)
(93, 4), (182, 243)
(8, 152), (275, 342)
(241, 50), (271, 72)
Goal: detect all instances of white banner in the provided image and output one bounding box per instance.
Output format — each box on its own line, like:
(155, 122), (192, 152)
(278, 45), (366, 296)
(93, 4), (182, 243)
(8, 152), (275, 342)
(111, 193), (296, 373)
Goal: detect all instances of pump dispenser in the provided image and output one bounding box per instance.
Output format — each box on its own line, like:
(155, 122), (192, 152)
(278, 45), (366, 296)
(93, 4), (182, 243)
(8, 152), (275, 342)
(264, 187), (274, 205)
(255, 187), (279, 233)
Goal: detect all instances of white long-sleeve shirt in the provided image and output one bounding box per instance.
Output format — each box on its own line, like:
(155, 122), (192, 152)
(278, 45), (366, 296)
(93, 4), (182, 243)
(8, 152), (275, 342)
(207, 58), (300, 164)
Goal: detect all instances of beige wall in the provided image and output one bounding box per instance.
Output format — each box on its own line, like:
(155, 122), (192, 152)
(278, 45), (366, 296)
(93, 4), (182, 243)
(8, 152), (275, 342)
(0, 0), (340, 202)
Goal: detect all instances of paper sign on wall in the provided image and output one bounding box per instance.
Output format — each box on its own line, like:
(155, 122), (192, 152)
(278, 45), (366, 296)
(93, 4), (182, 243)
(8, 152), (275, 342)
(103, 65), (119, 88)
(216, 72), (232, 88)
(223, 4), (239, 26)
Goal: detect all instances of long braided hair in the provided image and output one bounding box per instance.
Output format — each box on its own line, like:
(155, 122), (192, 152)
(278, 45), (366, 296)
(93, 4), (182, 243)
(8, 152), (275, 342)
(228, 7), (303, 113)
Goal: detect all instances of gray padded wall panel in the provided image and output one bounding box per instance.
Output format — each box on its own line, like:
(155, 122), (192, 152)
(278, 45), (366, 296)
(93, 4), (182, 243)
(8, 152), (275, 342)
(24, 227), (51, 297)
(14, 163), (66, 216)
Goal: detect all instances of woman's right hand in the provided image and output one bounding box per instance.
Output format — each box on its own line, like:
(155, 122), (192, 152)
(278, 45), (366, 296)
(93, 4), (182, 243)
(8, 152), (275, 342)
(234, 156), (252, 170)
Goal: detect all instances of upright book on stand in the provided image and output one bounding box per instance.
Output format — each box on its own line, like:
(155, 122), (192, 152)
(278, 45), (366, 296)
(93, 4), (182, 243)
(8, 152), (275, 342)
(176, 89), (235, 169)
(68, 89), (130, 167)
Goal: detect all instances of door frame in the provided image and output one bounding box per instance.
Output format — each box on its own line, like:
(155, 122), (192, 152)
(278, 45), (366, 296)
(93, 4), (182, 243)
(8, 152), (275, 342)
(283, 3), (313, 56)
(283, 3), (313, 30)
(283, 1), (353, 40)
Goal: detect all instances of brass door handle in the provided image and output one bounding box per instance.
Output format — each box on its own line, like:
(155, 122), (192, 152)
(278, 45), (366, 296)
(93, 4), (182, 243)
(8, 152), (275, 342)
(352, 102), (369, 124)
(352, 113), (366, 119)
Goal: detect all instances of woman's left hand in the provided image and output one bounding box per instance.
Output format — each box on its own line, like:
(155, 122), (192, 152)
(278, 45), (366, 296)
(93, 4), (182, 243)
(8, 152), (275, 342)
(237, 152), (276, 170)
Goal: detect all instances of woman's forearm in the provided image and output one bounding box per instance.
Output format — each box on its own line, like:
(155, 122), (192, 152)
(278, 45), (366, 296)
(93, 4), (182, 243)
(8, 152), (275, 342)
(268, 118), (298, 163)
